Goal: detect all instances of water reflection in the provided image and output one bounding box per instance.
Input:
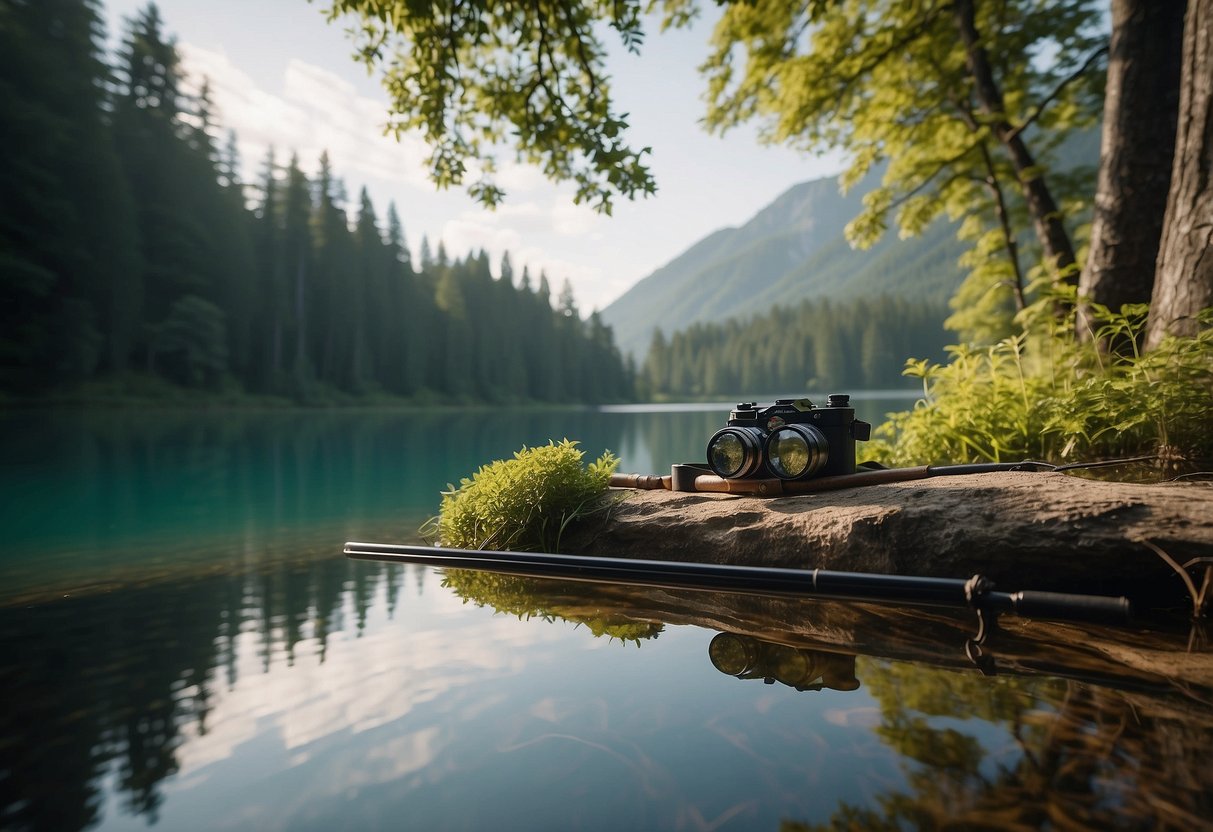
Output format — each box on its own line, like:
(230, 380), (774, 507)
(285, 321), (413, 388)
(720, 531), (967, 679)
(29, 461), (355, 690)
(443, 570), (1213, 830)
(0, 553), (377, 830)
(794, 661), (1213, 831)
(0, 406), (739, 602)
(708, 634), (861, 693)
(1, 546), (1211, 831)
(4, 402), (1208, 830)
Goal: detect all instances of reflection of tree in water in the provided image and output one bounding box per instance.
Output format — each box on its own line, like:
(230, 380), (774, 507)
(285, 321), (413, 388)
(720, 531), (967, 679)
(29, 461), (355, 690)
(0, 577), (226, 829)
(784, 660), (1213, 831)
(441, 569), (665, 644)
(0, 555), (404, 832)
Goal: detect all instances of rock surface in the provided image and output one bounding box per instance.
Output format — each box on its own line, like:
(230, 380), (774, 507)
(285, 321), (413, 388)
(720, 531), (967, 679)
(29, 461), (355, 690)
(562, 472), (1213, 601)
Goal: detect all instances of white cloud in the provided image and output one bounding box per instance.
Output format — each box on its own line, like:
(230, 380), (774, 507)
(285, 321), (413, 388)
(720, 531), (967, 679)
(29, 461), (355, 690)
(551, 198), (602, 237)
(178, 43), (431, 191)
(440, 210), (607, 310)
(493, 159), (550, 194)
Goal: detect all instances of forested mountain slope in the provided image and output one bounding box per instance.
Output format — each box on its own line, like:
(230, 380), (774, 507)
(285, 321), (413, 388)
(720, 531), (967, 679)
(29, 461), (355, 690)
(601, 174), (968, 358)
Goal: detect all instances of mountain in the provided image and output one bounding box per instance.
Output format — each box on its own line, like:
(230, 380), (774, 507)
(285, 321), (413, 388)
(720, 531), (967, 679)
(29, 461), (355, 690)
(602, 174), (968, 359)
(604, 127), (1103, 360)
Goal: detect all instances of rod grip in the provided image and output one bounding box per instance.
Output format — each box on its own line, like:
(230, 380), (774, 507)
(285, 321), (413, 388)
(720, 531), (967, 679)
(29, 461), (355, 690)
(609, 473), (671, 490)
(1008, 590), (1132, 623)
(693, 476), (784, 496)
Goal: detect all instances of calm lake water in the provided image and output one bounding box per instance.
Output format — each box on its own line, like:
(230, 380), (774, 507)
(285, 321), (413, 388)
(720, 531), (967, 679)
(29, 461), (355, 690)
(2, 396), (1211, 831)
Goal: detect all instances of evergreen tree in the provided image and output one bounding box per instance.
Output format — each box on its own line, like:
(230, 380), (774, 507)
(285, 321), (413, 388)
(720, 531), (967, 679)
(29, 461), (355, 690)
(0, 0), (140, 387)
(281, 153), (313, 386)
(351, 187), (382, 390)
(386, 201), (428, 394)
(251, 147), (286, 389)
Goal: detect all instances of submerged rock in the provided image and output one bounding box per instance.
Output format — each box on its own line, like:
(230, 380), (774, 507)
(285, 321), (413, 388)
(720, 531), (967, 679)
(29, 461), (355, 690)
(562, 472), (1213, 602)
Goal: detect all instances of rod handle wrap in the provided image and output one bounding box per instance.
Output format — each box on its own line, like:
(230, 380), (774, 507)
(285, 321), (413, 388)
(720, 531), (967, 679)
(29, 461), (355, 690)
(1009, 590), (1132, 623)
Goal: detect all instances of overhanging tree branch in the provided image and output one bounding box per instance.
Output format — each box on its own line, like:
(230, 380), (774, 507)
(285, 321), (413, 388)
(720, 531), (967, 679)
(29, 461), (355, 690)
(1006, 45), (1108, 142)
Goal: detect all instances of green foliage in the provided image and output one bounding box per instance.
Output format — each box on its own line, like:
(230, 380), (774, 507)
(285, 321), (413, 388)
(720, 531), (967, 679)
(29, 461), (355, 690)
(427, 440), (620, 551)
(148, 295), (229, 389)
(320, 0), (656, 212)
(871, 306), (1213, 468)
(440, 569), (663, 645)
(701, 0), (1103, 329)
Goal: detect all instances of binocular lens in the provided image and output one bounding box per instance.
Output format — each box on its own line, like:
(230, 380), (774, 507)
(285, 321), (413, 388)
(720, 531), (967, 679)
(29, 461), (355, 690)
(765, 424), (828, 479)
(708, 633), (759, 676)
(706, 427), (765, 478)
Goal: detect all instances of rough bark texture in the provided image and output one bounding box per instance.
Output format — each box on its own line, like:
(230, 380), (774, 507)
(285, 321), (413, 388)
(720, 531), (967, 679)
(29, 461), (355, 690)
(1148, 0), (1213, 348)
(1078, 0), (1185, 341)
(563, 473), (1213, 602)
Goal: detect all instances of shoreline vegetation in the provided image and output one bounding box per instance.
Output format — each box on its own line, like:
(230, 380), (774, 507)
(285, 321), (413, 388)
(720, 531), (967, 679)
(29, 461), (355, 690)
(11, 303), (1210, 479)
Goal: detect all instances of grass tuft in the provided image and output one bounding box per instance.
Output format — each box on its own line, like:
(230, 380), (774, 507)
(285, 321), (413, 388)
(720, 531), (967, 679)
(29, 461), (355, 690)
(424, 439), (619, 551)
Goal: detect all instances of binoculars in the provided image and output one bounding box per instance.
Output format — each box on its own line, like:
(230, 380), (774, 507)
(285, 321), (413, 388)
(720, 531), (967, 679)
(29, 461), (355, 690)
(706, 395), (871, 481)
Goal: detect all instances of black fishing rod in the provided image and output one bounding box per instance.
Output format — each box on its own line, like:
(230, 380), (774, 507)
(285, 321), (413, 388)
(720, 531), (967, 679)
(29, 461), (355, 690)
(609, 458), (1160, 496)
(344, 541), (1132, 625)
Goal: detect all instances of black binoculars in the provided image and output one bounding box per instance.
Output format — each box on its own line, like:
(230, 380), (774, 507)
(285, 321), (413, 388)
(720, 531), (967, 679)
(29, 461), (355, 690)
(706, 394), (871, 481)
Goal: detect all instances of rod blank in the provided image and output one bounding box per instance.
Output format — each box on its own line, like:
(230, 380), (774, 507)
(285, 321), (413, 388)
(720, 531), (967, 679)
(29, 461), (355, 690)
(344, 541), (1131, 624)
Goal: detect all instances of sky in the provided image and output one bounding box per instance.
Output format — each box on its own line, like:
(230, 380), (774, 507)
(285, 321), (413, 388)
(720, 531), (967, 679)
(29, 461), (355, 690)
(104, 0), (845, 313)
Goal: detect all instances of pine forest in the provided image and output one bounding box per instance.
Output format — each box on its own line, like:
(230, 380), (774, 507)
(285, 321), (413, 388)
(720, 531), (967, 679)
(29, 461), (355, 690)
(0, 1), (970, 407)
(0, 1), (633, 404)
(641, 297), (948, 399)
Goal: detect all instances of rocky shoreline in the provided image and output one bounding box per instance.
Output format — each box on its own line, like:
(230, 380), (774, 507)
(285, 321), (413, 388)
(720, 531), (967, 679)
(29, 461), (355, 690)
(563, 471), (1213, 606)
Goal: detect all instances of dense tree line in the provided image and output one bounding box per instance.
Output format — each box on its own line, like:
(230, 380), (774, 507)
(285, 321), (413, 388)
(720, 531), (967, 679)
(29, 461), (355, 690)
(0, 1), (632, 403)
(642, 297), (948, 398)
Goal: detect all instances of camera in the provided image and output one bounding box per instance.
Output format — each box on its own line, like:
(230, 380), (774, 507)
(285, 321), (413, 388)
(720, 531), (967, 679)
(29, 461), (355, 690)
(705, 394), (871, 480)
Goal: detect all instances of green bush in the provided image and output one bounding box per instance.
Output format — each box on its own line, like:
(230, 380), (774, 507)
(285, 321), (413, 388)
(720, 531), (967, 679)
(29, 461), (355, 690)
(871, 306), (1213, 469)
(426, 439), (619, 551)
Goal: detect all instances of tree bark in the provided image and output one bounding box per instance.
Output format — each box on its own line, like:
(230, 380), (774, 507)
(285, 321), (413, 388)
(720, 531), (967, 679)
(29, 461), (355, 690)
(1147, 0), (1213, 348)
(1078, 0), (1185, 343)
(953, 0), (1078, 286)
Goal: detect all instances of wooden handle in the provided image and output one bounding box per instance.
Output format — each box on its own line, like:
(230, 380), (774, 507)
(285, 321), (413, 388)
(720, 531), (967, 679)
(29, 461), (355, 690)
(609, 473), (671, 490)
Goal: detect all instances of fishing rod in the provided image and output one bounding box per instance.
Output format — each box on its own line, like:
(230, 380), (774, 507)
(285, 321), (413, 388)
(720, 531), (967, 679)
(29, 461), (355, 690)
(344, 541), (1132, 625)
(612, 462), (1036, 496)
(609, 458), (1160, 496)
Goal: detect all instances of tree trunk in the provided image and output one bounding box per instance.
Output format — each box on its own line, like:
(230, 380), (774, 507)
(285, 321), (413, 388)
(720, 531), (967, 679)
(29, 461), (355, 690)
(1078, 0), (1186, 343)
(1147, 0), (1213, 348)
(953, 0), (1077, 286)
(294, 248), (307, 383)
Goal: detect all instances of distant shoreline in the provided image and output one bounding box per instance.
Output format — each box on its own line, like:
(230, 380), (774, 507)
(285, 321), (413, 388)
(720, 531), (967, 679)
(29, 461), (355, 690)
(2, 376), (921, 414)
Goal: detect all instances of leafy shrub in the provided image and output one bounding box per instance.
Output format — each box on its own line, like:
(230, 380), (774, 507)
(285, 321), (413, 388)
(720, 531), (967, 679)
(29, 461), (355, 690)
(871, 306), (1213, 470)
(426, 439), (619, 551)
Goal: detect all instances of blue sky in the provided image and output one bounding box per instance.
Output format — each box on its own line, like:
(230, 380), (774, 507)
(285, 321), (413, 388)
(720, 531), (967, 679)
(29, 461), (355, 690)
(104, 0), (845, 312)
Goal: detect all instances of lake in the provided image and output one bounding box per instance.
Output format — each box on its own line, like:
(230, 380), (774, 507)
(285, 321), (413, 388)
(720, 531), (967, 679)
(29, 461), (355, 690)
(2, 396), (1210, 831)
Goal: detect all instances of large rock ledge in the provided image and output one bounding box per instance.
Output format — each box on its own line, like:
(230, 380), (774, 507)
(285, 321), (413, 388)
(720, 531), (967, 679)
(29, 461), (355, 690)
(562, 472), (1213, 600)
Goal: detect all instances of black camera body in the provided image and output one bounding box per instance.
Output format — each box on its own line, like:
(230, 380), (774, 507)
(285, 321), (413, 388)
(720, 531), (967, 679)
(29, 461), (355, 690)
(706, 394), (871, 481)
